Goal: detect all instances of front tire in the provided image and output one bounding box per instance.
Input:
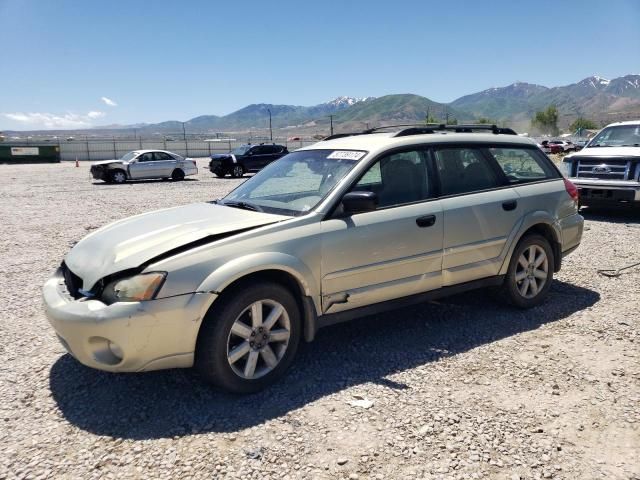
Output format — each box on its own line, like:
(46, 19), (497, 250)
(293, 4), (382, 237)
(500, 234), (554, 308)
(213, 168), (226, 178)
(195, 282), (301, 393)
(110, 169), (127, 184)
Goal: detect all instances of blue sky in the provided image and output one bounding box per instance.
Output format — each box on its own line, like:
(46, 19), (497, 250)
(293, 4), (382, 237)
(1, 0), (639, 130)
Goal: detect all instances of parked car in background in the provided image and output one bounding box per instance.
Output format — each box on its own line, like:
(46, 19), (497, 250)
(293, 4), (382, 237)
(573, 139), (589, 151)
(537, 141), (550, 153)
(209, 144), (288, 178)
(560, 120), (640, 207)
(44, 124), (583, 393)
(90, 150), (197, 183)
(547, 140), (576, 153)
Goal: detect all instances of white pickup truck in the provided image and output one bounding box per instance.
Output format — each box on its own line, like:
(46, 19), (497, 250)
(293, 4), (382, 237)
(560, 121), (640, 207)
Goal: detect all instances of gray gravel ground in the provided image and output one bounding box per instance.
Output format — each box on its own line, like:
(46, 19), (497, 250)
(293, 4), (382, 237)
(0, 161), (638, 480)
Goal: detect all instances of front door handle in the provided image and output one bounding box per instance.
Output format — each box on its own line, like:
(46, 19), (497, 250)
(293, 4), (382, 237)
(416, 215), (436, 228)
(502, 200), (518, 211)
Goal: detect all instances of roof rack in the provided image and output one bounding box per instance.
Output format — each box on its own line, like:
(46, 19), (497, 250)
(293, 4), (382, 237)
(322, 123), (517, 141)
(394, 124), (518, 136)
(322, 132), (362, 141)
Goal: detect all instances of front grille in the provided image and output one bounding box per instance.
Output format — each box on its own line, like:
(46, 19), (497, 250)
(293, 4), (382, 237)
(61, 262), (83, 299)
(576, 158), (630, 180)
(90, 165), (104, 179)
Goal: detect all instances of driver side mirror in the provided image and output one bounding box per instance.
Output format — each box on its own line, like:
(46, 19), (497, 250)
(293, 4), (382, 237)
(342, 191), (378, 215)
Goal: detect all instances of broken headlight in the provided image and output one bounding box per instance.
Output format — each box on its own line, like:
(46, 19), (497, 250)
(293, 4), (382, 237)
(103, 272), (167, 303)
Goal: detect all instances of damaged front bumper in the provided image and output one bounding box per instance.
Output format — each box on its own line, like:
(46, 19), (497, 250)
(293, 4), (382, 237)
(43, 268), (216, 372)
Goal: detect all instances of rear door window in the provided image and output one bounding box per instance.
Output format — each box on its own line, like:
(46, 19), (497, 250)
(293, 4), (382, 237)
(433, 147), (501, 195)
(261, 145), (277, 155)
(488, 147), (557, 183)
(154, 152), (173, 160)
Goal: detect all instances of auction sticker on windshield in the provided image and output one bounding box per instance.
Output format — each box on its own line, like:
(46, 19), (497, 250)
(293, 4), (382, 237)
(327, 150), (366, 160)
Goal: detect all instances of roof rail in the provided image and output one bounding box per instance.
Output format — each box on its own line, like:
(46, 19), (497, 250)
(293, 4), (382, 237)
(394, 124), (518, 137)
(322, 123), (517, 141)
(322, 132), (365, 141)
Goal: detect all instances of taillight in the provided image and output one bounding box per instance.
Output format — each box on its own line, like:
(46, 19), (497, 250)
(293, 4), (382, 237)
(563, 177), (579, 203)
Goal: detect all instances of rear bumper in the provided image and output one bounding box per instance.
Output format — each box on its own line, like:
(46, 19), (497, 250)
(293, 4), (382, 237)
(43, 268), (216, 372)
(183, 165), (198, 176)
(558, 213), (583, 261)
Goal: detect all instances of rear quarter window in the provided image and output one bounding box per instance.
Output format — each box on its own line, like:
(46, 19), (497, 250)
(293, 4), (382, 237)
(489, 147), (558, 184)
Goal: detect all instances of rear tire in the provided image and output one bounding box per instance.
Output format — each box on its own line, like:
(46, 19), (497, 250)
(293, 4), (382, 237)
(195, 282), (301, 393)
(500, 234), (554, 309)
(171, 169), (185, 181)
(231, 165), (244, 178)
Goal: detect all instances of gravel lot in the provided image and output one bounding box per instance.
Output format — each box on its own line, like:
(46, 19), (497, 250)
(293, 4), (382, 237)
(1, 161), (638, 480)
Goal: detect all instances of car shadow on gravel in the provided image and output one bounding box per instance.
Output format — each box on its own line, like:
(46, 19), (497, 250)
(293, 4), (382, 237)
(580, 206), (640, 224)
(49, 280), (599, 440)
(91, 178), (199, 186)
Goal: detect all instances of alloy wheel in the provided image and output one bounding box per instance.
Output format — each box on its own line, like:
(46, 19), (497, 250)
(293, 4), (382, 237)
(113, 171), (126, 183)
(232, 165), (243, 177)
(226, 299), (291, 379)
(515, 245), (548, 299)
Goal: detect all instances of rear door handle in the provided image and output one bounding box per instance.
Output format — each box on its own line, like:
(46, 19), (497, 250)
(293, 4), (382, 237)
(416, 215), (436, 227)
(502, 200), (518, 211)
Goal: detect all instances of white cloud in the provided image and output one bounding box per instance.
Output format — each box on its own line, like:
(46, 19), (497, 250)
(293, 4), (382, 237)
(3, 111), (106, 129)
(101, 96), (117, 107)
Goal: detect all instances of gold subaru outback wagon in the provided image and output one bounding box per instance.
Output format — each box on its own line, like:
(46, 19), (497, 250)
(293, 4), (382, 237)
(44, 125), (584, 393)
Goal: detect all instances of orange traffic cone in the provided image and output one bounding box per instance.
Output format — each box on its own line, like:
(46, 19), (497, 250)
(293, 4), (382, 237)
(75, 158), (79, 167)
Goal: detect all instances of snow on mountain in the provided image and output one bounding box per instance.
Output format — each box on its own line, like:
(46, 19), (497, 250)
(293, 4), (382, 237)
(579, 75), (611, 89)
(324, 96), (375, 108)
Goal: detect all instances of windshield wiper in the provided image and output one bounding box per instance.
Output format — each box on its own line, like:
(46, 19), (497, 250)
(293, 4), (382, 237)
(620, 144), (640, 147)
(219, 200), (264, 212)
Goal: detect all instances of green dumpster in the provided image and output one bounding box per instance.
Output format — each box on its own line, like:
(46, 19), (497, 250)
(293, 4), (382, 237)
(0, 145), (61, 164)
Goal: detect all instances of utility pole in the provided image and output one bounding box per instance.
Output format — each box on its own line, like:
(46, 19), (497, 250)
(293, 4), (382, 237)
(267, 108), (273, 141)
(329, 115), (334, 136)
(182, 122), (186, 141)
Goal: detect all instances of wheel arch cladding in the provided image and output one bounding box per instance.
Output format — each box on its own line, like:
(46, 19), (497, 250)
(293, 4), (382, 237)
(517, 223), (562, 272)
(197, 255), (320, 342)
(500, 213), (562, 275)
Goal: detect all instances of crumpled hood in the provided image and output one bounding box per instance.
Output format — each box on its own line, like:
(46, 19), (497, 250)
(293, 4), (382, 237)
(571, 146), (640, 158)
(91, 159), (127, 166)
(65, 202), (286, 290)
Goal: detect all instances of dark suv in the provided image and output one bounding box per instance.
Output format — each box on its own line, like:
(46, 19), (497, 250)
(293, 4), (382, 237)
(209, 144), (289, 178)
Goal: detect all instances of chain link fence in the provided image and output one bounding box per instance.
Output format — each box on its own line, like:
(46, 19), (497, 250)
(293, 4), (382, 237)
(51, 138), (317, 161)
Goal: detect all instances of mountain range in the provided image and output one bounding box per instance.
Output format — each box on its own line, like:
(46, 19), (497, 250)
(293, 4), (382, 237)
(128, 74), (639, 134)
(7, 74), (640, 135)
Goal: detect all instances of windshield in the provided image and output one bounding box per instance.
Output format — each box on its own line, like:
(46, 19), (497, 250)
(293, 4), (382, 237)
(120, 151), (138, 161)
(231, 146), (251, 155)
(589, 125), (640, 147)
(222, 149), (366, 216)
